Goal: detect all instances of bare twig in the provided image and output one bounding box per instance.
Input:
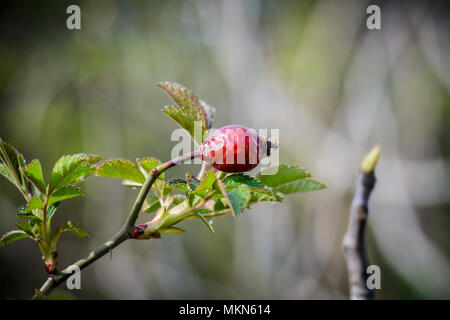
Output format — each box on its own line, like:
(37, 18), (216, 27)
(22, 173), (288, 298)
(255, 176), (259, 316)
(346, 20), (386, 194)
(342, 146), (380, 300)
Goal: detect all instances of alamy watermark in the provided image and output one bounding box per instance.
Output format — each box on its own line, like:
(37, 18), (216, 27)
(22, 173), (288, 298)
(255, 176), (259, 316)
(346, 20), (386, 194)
(367, 264), (381, 290)
(66, 5), (81, 30)
(366, 5), (381, 30)
(66, 265), (81, 290)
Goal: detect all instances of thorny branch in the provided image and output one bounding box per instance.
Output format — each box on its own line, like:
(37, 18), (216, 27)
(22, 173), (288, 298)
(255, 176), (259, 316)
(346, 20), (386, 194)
(32, 150), (201, 299)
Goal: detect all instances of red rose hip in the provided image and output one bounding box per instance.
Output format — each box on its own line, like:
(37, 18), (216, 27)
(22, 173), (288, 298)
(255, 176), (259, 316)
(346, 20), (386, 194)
(201, 125), (261, 173)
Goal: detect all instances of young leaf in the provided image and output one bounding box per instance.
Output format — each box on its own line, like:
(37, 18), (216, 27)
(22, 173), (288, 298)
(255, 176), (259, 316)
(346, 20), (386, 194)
(0, 230), (29, 246)
(193, 211), (215, 234)
(166, 178), (190, 192)
(143, 195), (161, 213)
(214, 179), (250, 217)
(249, 188), (278, 203)
(48, 154), (97, 194)
(83, 154), (103, 165)
(0, 163), (15, 185)
(186, 175), (200, 191)
(55, 221), (88, 239)
(158, 226), (186, 235)
(226, 185), (251, 217)
(65, 228), (88, 238)
(48, 185), (83, 207)
(46, 202), (60, 221)
(257, 164), (326, 195)
(219, 173), (277, 204)
(172, 194), (186, 205)
(17, 212), (41, 223)
(157, 82), (215, 145)
(96, 159), (145, 184)
(199, 100), (215, 130)
(152, 179), (167, 197)
(137, 157), (164, 179)
(223, 173), (268, 189)
(17, 205), (42, 223)
(0, 138), (27, 193)
(213, 198), (227, 211)
(16, 222), (34, 237)
(22, 159), (46, 194)
(26, 196), (44, 212)
(256, 164), (311, 188)
(192, 169), (216, 196)
(275, 178), (326, 194)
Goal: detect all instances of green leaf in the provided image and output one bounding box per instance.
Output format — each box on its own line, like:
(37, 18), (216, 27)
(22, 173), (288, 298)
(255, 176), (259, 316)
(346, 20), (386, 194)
(166, 178), (190, 192)
(213, 199), (227, 211)
(152, 179), (167, 197)
(142, 195), (161, 213)
(249, 188), (278, 203)
(137, 157), (164, 179)
(186, 175), (200, 191)
(223, 173), (268, 189)
(193, 211), (215, 234)
(48, 185), (83, 207)
(22, 159), (46, 194)
(83, 154), (103, 165)
(17, 205), (42, 223)
(198, 99), (215, 130)
(96, 159), (145, 184)
(256, 164), (311, 188)
(16, 222), (34, 237)
(222, 173), (276, 203)
(157, 82), (215, 145)
(214, 179), (250, 217)
(275, 178), (326, 194)
(46, 202), (60, 221)
(192, 169), (216, 196)
(17, 212), (41, 223)
(172, 194), (186, 205)
(0, 230), (29, 246)
(256, 164), (326, 195)
(48, 154), (97, 194)
(226, 185), (251, 216)
(56, 221), (88, 238)
(158, 227), (186, 235)
(26, 196), (43, 212)
(0, 163), (15, 185)
(65, 228), (88, 238)
(0, 138), (26, 193)
(186, 193), (197, 208)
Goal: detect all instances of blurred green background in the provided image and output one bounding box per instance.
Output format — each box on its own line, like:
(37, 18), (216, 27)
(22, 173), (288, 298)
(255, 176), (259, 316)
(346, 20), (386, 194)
(1, 0), (449, 299)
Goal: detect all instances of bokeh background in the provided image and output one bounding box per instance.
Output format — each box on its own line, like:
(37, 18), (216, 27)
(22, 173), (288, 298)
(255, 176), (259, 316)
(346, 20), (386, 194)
(0, 0), (449, 299)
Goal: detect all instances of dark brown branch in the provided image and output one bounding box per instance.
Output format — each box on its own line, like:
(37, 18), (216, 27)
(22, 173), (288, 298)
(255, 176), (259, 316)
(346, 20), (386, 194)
(342, 146), (380, 300)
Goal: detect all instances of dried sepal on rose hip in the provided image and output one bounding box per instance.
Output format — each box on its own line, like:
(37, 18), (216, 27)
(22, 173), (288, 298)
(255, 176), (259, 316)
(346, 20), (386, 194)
(201, 125), (276, 173)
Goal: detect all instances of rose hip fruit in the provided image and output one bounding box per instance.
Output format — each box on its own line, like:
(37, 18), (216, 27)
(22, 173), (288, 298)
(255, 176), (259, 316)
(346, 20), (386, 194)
(201, 125), (261, 173)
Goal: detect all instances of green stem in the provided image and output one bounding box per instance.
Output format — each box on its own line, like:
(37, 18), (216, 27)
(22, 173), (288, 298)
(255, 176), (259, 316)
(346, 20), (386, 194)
(32, 150), (201, 299)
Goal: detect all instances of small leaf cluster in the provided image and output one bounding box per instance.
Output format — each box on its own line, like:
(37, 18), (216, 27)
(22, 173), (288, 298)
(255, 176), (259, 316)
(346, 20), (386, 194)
(0, 138), (101, 270)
